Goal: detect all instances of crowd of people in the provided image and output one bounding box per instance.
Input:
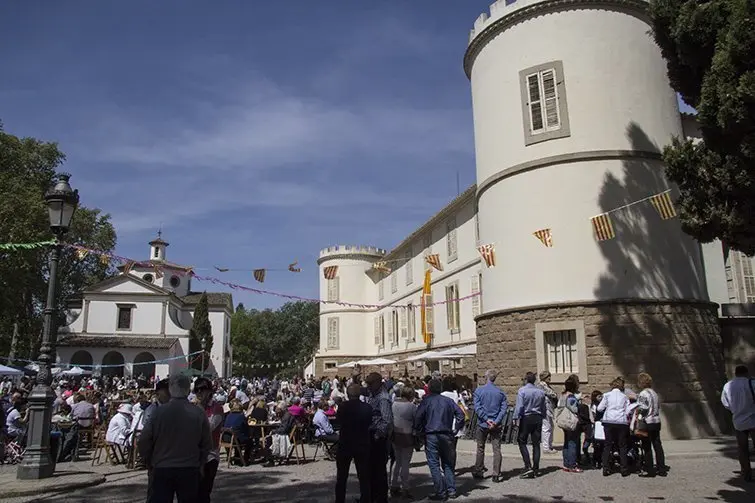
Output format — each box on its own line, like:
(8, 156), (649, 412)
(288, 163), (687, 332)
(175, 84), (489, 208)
(1, 363), (754, 501)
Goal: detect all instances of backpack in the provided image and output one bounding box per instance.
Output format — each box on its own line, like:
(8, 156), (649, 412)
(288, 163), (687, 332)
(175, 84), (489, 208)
(555, 394), (579, 431)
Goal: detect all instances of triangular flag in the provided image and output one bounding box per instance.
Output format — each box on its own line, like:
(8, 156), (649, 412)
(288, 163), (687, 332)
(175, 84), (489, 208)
(154, 266), (164, 279)
(650, 191), (677, 220)
(590, 213), (616, 241)
(100, 254), (110, 266)
(253, 269), (265, 283)
(323, 265), (338, 280)
(288, 261), (301, 273)
(123, 261), (134, 274)
(533, 228), (553, 248)
(214, 266), (229, 272)
(425, 254), (443, 271)
(372, 262), (392, 274)
(477, 244), (496, 268)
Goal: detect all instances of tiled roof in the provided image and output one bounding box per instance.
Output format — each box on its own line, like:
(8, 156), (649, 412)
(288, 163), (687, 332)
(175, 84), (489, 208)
(181, 292), (233, 311)
(57, 335), (179, 350)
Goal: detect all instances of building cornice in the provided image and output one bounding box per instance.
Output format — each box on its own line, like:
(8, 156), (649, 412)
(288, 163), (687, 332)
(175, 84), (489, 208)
(464, 0), (650, 78)
(317, 252), (384, 266)
(476, 149), (662, 202)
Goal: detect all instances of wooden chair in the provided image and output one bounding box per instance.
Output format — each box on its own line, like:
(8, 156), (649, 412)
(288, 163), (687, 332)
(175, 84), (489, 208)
(311, 437), (337, 462)
(91, 426), (126, 466)
(281, 424), (307, 465)
(73, 418), (96, 461)
(219, 428), (244, 468)
(127, 432), (143, 469)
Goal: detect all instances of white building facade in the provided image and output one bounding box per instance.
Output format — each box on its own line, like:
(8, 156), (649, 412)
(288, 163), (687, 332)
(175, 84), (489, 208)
(314, 0), (751, 438)
(57, 235), (234, 378)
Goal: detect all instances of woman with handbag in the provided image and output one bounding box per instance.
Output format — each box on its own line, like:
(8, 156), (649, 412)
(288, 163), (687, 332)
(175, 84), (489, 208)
(636, 372), (666, 477)
(556, 374), (582, 473)
(597, 377), (631, 477)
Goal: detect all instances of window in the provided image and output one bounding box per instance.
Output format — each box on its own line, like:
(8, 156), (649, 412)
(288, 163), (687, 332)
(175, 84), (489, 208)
(423, 234), (432, 271)
(324, 361), (337, 371)
(327, 317), (339, 349)
(378, 278), (384, 301)
(424, 293), (435, 340)
(374, 315), (385, 348)
(142, 273), (154, 283)
(391, 310), (400, 346)
(519, 61), (570, 146)
(169, 275), (181, 288)
(474, 213), (480, 244)
(445, 283), (460, 333)
(405, 250), (413, 286)
(407, 303), (416, 342)
(224, 316), (230, 334)
(327, 277), (340, 302)
(154, 247), (159, 258)
(535, 320), (587, 383)
(739, 252), (755, 302)
(116, 304), (134, 331)
(471, 273), (481, 318)
(391, 271), (398, 294)
(446, 218), (458, 262)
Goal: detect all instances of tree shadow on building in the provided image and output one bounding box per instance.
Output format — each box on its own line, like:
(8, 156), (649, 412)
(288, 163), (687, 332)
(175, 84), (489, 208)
(592, 122), (729, 439)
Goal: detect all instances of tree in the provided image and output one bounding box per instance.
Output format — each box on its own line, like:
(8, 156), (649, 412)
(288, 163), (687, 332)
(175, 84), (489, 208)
(0, 123), (117, 360)
(230, 301), (319, 377)
(190, 292), (212, 371)
(648, 0), (755, 254)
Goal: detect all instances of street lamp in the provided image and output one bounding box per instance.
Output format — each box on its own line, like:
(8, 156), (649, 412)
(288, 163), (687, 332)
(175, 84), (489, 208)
(17, 173), (79, 480)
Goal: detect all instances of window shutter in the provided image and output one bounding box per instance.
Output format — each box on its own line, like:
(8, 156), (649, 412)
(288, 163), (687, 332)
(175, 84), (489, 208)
(541, 69), (559, 128)
(445, 285), (454, 329)
(400, 307), (408, 339)
(446, 219), (457, 260)
(387, 311), (395, 346)
(328, 318), (339, 349)
(405, 251), (413, 285)
(327, 277), (339, 302)
(378, 278), (384, 300)
(471, 274), (481, 318)
(424, 294), (435, 337)
(374, 317), (381, 346)
(391, 271), (398, 293)
(380, 314), (385, 348)
(527, 73), (543, 132)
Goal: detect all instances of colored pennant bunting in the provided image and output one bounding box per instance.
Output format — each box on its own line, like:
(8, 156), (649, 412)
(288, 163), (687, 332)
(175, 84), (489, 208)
(100, 253), (110, 266)
(122, 261), (135, 274)
(372, 262), (392, 274)
(288, 261), (301, 273)
(590, 213), (616, 241)
(76, 249), (89, 260)
(154, 266), (164, 279)
(214, 266), (229, 272)
(0, 240), (56, 251)
(650, 191), (677, 220)
(477, 244), (496, 268)
(533, 228), (553, 248)
(323, 265), (338, 280)
(253, 269), (266, 283)
(426, 253), (443, 271)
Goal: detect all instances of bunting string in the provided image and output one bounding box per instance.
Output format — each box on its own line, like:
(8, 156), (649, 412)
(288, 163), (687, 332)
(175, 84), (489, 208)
(0, 350), (204, 369)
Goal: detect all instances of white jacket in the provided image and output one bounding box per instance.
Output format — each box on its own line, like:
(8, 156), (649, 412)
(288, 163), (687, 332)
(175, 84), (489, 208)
(597, 388), (630, 425)
(105, 412), (131, 446)
(637, 388), (661, 424)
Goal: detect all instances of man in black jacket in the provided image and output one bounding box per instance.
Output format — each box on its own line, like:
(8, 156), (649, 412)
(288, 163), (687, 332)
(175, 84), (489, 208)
(335, 383), (373, 503)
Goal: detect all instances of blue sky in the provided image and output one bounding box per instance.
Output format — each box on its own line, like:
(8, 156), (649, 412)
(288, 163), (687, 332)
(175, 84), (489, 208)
(1, 1), (692, 310)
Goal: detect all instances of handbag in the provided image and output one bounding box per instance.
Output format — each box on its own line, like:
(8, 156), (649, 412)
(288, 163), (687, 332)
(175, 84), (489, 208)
(555, 395), (579, 431)
(633, 411), (649, 438)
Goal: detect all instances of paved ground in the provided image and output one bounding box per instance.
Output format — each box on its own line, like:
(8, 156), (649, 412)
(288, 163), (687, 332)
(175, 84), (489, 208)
(1, 438), (753, 502)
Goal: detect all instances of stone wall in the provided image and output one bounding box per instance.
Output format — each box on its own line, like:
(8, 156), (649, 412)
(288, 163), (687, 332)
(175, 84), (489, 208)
(476, 299), (728, 439)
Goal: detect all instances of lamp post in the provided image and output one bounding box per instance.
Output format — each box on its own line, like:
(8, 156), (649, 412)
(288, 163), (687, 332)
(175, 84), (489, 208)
(17, 173), (79, 480)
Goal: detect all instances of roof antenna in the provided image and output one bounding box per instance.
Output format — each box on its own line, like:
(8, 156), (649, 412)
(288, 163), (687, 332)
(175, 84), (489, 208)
(456, 171), (460, 196)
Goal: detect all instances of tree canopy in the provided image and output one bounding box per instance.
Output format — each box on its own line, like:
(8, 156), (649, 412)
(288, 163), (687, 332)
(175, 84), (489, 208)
(0, 123), (117, 360)
(649, 0), (755, 254)
(231, 300), (319, 377)
(189, 292), (213, 371)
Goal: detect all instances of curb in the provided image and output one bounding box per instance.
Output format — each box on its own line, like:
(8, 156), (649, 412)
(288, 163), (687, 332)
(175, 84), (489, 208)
(456, 449), (737, 459)
(2, 473), (106, 498)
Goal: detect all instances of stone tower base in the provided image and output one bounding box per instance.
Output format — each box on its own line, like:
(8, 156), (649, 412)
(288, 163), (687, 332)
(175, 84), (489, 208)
(476, 299), (729, 439)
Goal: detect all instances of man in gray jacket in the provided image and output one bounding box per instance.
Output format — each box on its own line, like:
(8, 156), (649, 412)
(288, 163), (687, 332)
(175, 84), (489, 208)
(138, 374), (212, 503)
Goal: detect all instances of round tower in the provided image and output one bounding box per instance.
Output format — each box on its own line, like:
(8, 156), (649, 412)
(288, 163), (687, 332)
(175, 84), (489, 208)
(467, 0), (724, 437)
(315, 245), (386, 375)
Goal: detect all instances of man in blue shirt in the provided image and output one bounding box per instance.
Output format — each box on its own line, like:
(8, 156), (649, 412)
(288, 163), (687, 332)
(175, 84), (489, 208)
(472, 369), (508, 482)
(414, 379), (465, 500)
(513, 372), (547, 478)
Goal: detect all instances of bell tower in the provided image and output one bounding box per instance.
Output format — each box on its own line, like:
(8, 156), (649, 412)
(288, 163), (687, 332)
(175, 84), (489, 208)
(149, 230), (168, 262)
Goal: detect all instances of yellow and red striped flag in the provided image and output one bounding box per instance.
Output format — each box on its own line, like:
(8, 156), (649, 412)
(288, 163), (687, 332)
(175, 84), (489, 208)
(372, 261), (392, 274)
(100, 253), (110, 266)
(288, 261), (301, 273)
(425, 253), (443, 271)
(75, 249), (88, 260)
(253, 269), (265, 283)
(533, 228), (553, 248)
(154, 266), (164, 279)
(477, 244), (496, 268)
(650, 191), (677, 220)
(122, 261), (135, 274)
(323, 265), (338, 280)
(590, 213), (616, 241)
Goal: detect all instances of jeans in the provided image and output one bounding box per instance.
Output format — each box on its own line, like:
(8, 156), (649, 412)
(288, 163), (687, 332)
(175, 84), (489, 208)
(425, 433), (457, 497)
(562, 430), (580, 469)
(541, 412), (554, 451)
(473, 426), (502, 475)
(640, 423), (666, 475)
(390, 444), (414, 489)
(335, 449), (371, 503)
(735, 428), (754, 479)
(149, 467), (200, 503)
(369, 438), (389, 503)
(602, 423), (630, 473)
(198, 459), (219, 503)
(517, 415), (543, 470)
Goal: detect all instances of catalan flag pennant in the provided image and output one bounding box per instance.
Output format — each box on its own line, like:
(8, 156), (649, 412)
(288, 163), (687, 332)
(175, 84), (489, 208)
(100, 254), (110, 266)
(477, 244), (496, 268)
(123, 261), (134, 274)
(590, 213), (616, 241)
(650, 191), (677, 220)
(154, 266), (164, 279)
(533, 228), (553, 248)
(288, 261), (301, 273)
(214, 266), (229, 272)
(75, 249), (89, 260)
(426, 253), (444, 271)
(372, 261), (392, 274)
(323, 265), (338, 280)
(253, 269), (266, 283)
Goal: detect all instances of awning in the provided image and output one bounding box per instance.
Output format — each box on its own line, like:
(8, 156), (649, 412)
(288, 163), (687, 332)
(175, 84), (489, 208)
(437, 344), (477, 358)
(0, 364), (22, 376)
(405, 351), (444, 362)
(357, 358), (397, 366)
(337, 361), (359, 368)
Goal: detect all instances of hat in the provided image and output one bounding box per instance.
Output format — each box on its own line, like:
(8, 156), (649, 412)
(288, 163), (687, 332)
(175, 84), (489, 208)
(117, 403), (133, 415)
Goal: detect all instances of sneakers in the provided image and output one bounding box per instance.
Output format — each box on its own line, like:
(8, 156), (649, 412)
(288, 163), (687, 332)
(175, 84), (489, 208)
(542, 449), (558, 454)
(427, 494), (448, 501)
(519, 468), (535, 479)
(562, 466), (583, 473)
